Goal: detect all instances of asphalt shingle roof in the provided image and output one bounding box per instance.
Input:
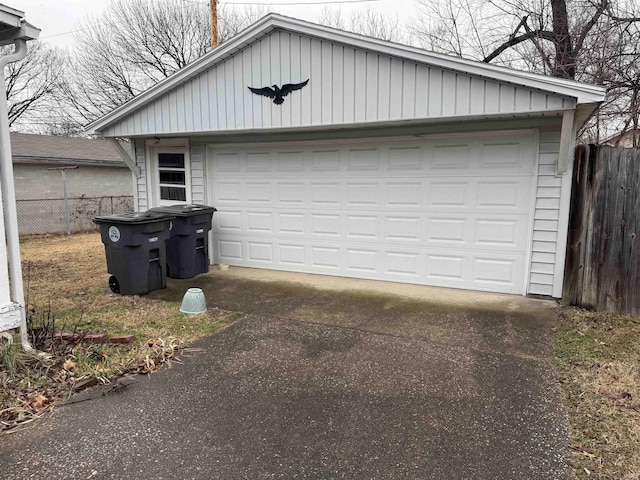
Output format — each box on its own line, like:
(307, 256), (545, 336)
(10, 132), (125, 166)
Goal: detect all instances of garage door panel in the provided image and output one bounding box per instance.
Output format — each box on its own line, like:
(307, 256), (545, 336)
(472, 255), (523, 288)
(386, 182), (421, 208)
(311, 245), (341, 270)
(277, 151), (305, 171)
(217, 239), (243, 260)
(246, 152), (271, 171)
(246, 182), (272, 204)
(387, 146), (424, 170)
(428, 143), (472, 170)
(311, 213), (341, 237)
(479, 142), (523, 169)
(476, 179), (531, 211)
(210, 134), (535, 294)
(480, 138), (536, 173)
(278, 243), (306, 266)
(473, 217), (528, 250)
(277, 182), (306, 205)
(247, 241), (274, 263)
(247, 211), (273, 233)
(425, 253), (466, 282)
(311, 182), (341, 205)
(425, 217), (467, 245)
(346, 215), (379, 240)
(345, 248), (378, 273)
(383, 250), (421, 278)
(216, 210), (242, 232)
(212, 152), (243, 172)
(346, 182), (380, 207)
(214, 182), (243, 203)
(427, 181), (469, 208)
(347, 148), (380, 170)
(384, 215), (421, 242)
(278, 212), (306, 235)
(311, 149), (341, 170)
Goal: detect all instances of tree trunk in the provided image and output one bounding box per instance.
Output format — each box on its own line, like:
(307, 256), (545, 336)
(551, 0), (576, 79)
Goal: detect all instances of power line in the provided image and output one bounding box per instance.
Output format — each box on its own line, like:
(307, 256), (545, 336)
(186, 0), (379, 5)
(39, 26), (95, 40)
(223, 0), (378, 4)
(39, 0), (382, 41)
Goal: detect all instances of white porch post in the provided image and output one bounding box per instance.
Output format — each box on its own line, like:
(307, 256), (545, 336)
(0, 9), (40, 350)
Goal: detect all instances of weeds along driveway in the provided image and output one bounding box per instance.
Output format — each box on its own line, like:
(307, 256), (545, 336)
(0, 269), (571, 480)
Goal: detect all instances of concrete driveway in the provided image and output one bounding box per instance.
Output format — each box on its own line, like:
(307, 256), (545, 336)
(0, 268), (572, 479)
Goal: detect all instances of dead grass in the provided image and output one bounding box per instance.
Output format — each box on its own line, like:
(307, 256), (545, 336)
(20, 232), (237, 343)
(555, 306), (640, 479)
(1, 232), (238, 433)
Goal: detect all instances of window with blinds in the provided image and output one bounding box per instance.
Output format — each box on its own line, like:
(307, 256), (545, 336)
(158, 153), (186, 201)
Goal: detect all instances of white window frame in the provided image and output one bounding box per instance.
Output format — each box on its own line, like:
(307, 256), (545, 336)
(149, 144), (191, 207)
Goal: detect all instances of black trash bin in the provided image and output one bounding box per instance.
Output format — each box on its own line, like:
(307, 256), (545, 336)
(148, 204), (216, 279)
(93, 211), (175, 295)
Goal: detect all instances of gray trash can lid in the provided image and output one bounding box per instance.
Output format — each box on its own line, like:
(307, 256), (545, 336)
(148, 204), (217, 217)
(93, 211), (175, 225)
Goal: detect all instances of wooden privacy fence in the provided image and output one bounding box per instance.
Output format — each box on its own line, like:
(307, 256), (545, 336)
(563, 144), (640, 316)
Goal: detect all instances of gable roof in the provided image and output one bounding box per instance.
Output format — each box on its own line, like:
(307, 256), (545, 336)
(87, 13), (606, 137)
(10, 132), (125, 167)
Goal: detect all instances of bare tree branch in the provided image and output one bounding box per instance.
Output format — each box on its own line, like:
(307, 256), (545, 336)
(2, 41), (66, 129)
(482, 29), (556, 63)
(57, 0), (266, 128)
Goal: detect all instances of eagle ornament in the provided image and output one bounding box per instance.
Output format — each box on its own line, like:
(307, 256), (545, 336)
(248, 79), (309, 105)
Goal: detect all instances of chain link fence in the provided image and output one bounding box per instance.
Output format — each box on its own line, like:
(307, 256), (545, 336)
(16, 195), (134, 235)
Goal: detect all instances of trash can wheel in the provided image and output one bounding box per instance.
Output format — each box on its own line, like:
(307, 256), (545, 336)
(109, 275), (120, 294)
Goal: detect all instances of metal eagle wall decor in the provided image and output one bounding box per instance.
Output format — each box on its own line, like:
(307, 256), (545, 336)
(248, 79), (309, 105)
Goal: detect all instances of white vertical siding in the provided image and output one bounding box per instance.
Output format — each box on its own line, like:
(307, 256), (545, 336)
(190, 144), (206, 204)
(133, 139), (148, 211)
(102, 30), (577, 137)
(528, 131), (562, 296)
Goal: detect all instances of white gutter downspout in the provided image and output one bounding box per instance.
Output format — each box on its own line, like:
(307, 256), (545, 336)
(0, 37), (33, 351)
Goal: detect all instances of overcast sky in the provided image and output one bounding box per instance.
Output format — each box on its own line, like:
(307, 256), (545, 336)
(11, 0), (416, 48)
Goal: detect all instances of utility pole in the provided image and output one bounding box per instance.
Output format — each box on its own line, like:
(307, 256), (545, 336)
(210, 0), (218, 48)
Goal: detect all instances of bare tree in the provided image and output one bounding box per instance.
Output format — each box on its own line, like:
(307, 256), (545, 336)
(410, 0), (640, 141)
(218, 5), (269, 42)
(2, 41), (66, 130)
(318, 7), (404, 43)
(61, 0), (266, 126)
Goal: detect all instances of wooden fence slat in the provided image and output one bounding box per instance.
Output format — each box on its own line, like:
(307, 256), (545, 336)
(563, 145), (640, 316)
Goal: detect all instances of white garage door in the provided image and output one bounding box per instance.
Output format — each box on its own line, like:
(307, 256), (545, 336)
(209, 132), (536, 294)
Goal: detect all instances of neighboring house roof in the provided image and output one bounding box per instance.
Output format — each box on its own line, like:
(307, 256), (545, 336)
(10, 132), (126, 167)
(602, 128), (640, 148)
(87, 13), (606, 137)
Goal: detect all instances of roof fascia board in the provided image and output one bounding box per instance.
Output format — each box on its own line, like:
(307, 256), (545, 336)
(87, 14), (605, 135)
(267, 16), (605, 103)
(12, 156), (126, 167)
(104, 109), (567, 140)
(0, 5), (24, 28)
(86, 15), (276, 135)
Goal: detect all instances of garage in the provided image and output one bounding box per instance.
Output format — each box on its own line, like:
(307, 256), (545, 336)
(86, 14), (605, 298)
(209, 132), (535, 294)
